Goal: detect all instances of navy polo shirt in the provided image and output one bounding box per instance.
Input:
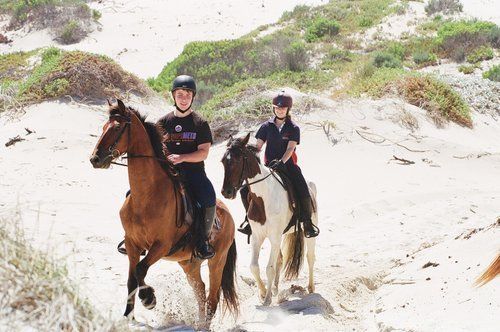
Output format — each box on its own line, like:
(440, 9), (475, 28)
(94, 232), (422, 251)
(255, 117), (300, 165)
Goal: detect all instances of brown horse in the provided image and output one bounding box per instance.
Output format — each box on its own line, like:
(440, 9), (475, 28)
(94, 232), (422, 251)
(89, 99), (238, 328)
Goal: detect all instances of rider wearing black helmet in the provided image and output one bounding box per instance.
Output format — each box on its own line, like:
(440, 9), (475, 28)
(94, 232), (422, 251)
(239, 90), (320, 238)
(157, 75), (217, 259)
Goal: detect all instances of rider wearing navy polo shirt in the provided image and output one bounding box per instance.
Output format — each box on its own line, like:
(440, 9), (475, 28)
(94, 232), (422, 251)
(239, 91), (320, 238)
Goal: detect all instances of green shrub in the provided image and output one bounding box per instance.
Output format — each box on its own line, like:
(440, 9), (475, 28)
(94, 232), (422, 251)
(458, 65), (475, 74)
(466, 46), (494, 63)
(351, 67), (405, 97)
(284, 41), (309, 72)
(412, 50), (438, 66)
(92, 9), (101, 21)
(483, 65), (500, 82)
(425, 0), (463, 15)
(305, 17), (340, 42)
(59, 20), (81, 44)
(398, 76), (471, 127)
(373, 52), (402, 68)
(358, 16), (373, 28)
(385, 41), (406, 60)
(437, 20), (498, 60)
(43, 78), (69, 97)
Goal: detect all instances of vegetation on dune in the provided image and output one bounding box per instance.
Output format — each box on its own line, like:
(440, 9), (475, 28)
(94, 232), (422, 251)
(483, 65), (500, 82)
(0, 216), (128, 331)
(0, 47), (149, 112)
(0, 0), (101, 44)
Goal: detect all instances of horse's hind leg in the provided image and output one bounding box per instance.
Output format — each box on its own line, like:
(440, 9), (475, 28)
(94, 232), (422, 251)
(135, 240), (171, 309)
(305, 237), (316, 293)
(273, 250), (283, 296)
(178, 259), (206, 324)
(250, 235), (266, 300)
(263, 235), (281, 306)
(205, 252), (228, 327)
(124, 237), (141, 318)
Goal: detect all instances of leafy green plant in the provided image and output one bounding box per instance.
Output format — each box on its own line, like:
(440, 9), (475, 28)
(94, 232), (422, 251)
(483, 65), (500, 82)
(458, 64), (475, 74)
(305, 17), (340, 42)
(466, 46), (494, 63)
(373, 52), (402, 68)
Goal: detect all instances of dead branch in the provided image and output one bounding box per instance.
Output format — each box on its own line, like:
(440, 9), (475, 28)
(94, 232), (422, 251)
(355, 129), (386, 143)
(391, 155), (415, 165)
(25, 128), (35, 135)
(5, 135), (25, 147)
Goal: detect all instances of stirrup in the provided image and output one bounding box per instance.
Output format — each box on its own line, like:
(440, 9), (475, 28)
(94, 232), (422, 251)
(117, 240), (147, 256)
(303, 223), (320, 238)
(194, 241), (215, 260)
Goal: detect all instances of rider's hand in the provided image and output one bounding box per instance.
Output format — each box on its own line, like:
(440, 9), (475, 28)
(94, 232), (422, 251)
(269, 159), (284, 171)
(167, 154), (184, 165)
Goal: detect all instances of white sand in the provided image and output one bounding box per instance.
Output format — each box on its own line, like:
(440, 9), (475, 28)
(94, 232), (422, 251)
(0, 0), (327, 79)
(1, 95), (499, 331)
(1, 1), (499, 330)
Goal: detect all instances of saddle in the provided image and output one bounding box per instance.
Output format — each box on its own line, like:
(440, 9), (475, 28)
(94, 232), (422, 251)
(117, 181), (220, 258)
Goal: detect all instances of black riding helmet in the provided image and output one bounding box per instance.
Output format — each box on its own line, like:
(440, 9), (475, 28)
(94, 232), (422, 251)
(272, 90), (292, 119)
(171, 75), (196, 113)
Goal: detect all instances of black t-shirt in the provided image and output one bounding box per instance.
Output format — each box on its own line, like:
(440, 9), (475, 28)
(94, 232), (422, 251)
(157, 111), (213, 171)
(255, 117), (300, 165)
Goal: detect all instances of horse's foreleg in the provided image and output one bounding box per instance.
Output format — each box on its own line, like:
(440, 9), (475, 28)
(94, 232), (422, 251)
(305, 237), (316, 293)
(263, 236), (281, 306)
(124, 238), (141, 318)
(178, 260), (206, 324)
(135, 240), (171, 309)
(250, 235), (266, 300)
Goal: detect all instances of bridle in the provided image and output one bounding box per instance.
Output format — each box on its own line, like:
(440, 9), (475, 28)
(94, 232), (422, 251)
(225, 145), (283, 192)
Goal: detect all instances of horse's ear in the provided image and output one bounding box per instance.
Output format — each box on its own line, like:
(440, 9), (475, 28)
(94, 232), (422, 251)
(117, 99), (126, 112)
(242, 132), (251, 145)
(226, 134), (234, 146)
(107, 98), (112, 106)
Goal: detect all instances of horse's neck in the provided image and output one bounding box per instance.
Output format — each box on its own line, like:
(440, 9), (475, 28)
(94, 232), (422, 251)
(127, 119), (171, 198)
(247, 163), (273, 196)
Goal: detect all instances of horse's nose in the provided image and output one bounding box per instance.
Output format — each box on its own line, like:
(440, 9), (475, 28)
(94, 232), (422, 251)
(90, 154), (100, 168)
(221, 187), (234, 199)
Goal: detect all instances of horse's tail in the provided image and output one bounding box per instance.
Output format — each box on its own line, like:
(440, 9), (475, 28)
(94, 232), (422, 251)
(282, 220), (305, 280)
(221, 240), (239, 315)
(475, 253), (500, 286)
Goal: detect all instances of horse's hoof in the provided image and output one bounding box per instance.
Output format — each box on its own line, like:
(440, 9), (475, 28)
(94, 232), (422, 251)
(262, 296), (272, 306)
(308, 285), (315, 293)
(272, 286), (279, 296)
(139, 286), (156, 309)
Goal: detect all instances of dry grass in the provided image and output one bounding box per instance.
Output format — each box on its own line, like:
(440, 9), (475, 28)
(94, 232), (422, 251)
(0, 215), (129, 331)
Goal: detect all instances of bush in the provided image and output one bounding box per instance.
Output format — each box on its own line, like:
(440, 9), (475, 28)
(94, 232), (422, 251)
(358, 16), (373, 28)
(305, 17), (340, 42)
(92, 9), (101, 21)
(466, 45), (494, 63)
(386, 41), (406, 61)
(398, 76), (472, 127)
(373, 52), (402, 68)
(458, 65), (475, 74)
(284, 41), (309, 72)
(483, 65), (500, 82)
(59, 20), (84, 44)
(437, 20), (498, 59)
(412, 50), (438, 66)
(425, 0), (463, 15)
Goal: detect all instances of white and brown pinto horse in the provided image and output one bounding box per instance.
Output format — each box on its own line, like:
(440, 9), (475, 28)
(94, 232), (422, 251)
(221, 133), (318, 306)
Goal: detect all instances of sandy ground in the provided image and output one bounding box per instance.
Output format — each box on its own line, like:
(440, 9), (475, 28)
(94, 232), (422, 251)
(1, 0), (499, 331)
(0, 0), (327, 79)
(1, 95), (499, 331)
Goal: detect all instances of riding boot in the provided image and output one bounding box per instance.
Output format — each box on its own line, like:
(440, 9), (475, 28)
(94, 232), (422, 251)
(237, 187), (252, 236)
(195, 205), (216, 259)
(300, 197), (320, 238)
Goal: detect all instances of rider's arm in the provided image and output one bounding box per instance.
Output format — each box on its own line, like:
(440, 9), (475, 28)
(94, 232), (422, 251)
(256, 138), (265, 152)
(281, 140), (297, 163)
(168, 142), (210, 164)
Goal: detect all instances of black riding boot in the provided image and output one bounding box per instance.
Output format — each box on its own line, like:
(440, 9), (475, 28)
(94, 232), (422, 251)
(237, 187), (252, 236)
(300, 197), (319, 238)
(195, 205), (216, 259)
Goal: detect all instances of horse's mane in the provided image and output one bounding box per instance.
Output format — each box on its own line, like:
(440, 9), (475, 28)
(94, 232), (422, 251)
(110, 105), (178, 178)
(229, 138), (261, 164)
